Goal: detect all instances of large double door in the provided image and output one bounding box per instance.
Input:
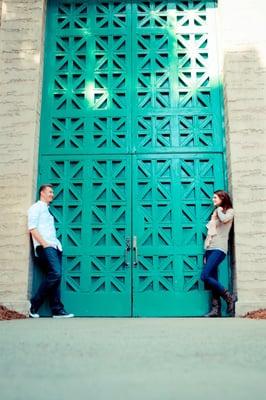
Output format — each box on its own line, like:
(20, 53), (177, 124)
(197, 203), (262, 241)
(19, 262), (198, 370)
(37, 0), (228, 316)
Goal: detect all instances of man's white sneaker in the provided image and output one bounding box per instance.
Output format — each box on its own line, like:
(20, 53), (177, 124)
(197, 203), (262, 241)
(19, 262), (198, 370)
(29, 307), (40, 318)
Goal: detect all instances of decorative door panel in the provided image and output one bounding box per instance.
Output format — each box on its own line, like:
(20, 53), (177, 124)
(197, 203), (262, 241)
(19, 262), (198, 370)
(132, 153), (226, 316)
(36, 0), (228, 316)
(42, 0), (132, 155)
(38, 155), (132, 316)
(131, 0), (223, 154)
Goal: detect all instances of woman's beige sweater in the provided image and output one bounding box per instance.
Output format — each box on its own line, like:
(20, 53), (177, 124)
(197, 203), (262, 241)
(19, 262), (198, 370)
(204, 207), (234, 254)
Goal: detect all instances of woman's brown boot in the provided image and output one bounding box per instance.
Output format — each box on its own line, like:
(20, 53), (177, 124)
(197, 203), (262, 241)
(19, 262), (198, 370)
(204, 295), (221, 318)
(222, 289), (237, 314)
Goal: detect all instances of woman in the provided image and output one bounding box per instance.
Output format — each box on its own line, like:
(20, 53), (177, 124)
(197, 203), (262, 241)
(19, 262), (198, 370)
(201, 190), (236, 317)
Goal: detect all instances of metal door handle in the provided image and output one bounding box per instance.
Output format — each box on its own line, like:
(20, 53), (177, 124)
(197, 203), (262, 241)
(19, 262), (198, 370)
(133, 235), (138, 266)
(124, 237), (130, 267)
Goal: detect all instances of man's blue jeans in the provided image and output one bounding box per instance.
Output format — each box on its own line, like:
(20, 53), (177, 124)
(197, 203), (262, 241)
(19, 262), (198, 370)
(201, 249), (226, 295)
(31, 247), (64, 314)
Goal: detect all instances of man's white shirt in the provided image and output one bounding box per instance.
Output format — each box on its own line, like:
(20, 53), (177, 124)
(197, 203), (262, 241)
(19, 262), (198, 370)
(28, 200), (62, 256)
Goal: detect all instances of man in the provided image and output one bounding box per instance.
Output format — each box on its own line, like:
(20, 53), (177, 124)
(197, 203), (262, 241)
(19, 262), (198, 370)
(28, 184), (74, 318)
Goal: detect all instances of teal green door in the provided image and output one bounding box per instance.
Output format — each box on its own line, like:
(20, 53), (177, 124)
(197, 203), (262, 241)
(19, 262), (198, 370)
(132, 154), (225, 316)
(37, 0), (228, 316)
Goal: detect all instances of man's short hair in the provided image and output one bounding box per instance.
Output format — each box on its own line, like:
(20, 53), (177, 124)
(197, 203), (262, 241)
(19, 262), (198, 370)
(39, 184), (53, 197)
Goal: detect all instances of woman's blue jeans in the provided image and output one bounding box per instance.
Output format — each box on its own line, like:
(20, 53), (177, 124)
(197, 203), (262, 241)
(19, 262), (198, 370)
(31, 246), (64, 314)
(201, 249), (226, 295)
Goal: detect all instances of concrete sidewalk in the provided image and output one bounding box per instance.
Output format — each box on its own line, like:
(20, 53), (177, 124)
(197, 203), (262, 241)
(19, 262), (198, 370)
(0, 318), (266, 400)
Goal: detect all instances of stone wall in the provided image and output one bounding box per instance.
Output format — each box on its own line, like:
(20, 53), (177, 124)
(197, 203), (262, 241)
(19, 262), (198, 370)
(0, 1), (3, 25)
(0, 0), (265, 315)
(0, 0), (46, 313)
(218, 0), (266, 314)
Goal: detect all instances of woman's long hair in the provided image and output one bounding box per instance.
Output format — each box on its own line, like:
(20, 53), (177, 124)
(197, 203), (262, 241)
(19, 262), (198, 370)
(214, 190), (233, 212)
